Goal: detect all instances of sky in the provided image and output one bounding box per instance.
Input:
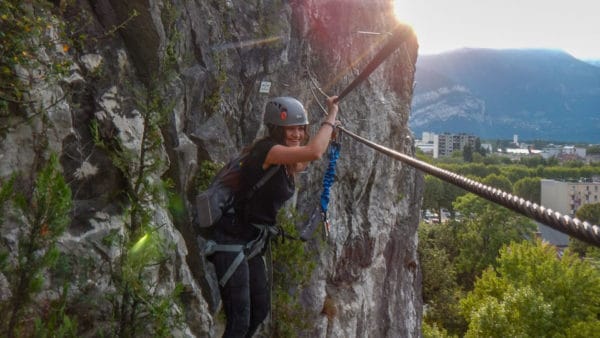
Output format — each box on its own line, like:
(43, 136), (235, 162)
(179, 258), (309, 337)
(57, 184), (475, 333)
(394, 0), (600, 60)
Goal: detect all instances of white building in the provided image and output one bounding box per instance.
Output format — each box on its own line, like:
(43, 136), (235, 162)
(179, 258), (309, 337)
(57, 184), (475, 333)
(540, 145), (586, 160)
(561, 145), (586, 158)
(415, 132), (435, 155)
(421, 132), (436, 143)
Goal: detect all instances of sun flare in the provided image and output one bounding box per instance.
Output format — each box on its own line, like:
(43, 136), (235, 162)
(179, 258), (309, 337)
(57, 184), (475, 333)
(392, 1), (417, 27)
(393, 0), (600, 59)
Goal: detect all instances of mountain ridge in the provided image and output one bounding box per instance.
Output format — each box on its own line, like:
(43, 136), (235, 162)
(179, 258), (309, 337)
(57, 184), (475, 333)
(410, 48), (600, 142)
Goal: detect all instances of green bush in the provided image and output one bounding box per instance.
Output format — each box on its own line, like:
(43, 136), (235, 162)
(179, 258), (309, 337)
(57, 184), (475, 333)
(0, 154), (74, 336)
(270, 208), (317, 336)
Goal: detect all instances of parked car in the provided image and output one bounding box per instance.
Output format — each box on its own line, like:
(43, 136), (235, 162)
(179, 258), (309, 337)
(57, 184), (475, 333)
(422, 209), (440, 224)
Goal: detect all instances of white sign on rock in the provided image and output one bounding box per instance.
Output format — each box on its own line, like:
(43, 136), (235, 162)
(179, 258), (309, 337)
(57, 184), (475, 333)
(259, 81), (271, 94)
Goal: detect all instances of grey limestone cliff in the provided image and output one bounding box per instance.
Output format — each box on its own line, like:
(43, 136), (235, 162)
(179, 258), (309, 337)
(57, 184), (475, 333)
(0, 0), (422, 336)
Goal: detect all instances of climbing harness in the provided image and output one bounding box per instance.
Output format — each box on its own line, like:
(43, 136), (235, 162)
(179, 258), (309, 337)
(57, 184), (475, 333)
(203, 224), (279, 287)
(319, 138), (341, 237)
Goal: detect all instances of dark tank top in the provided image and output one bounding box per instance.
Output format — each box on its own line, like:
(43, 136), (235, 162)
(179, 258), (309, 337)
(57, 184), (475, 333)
(215, 138), (295, 242)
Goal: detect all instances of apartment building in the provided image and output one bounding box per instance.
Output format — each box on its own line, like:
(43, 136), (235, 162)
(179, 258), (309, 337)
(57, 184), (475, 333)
(433, 133), (478, 158)
(540, 179), (600, 247)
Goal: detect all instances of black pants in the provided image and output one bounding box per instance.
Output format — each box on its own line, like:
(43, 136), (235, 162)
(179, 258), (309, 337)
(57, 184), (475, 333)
(211, 251), (270, 338)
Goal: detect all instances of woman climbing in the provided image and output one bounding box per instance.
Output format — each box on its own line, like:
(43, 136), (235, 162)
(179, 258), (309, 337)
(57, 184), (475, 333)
(209, 95), (339, 337)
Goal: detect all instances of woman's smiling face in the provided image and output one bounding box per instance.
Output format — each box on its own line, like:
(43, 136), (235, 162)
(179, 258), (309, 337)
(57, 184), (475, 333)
(284, 125), (306, 147)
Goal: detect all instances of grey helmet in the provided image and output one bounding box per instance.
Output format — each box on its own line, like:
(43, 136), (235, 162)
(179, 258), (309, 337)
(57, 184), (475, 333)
(264, 97), (309, 126)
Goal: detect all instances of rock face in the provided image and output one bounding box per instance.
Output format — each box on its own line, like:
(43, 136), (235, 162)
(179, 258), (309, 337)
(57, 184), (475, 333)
(0, 0), (422, 336)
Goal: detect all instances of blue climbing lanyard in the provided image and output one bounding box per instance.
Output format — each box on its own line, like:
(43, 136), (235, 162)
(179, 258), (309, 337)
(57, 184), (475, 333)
(320, 140), (341, 236)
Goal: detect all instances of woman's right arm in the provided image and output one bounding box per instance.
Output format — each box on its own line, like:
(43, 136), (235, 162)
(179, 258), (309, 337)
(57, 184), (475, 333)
(264, 96), (339, 166)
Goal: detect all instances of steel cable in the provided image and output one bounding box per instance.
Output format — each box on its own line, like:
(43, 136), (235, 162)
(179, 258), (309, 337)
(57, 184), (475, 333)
(338, 126), (600, 247)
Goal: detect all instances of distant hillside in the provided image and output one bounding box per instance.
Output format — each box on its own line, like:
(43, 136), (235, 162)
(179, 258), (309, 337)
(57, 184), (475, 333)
(410, 49), (600, 142)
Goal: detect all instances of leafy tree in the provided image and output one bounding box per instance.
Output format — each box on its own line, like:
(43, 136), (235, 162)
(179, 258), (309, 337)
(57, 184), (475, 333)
(481, 155), (500, 165)
(518, 156), (546, 168)
(422, 176), (465, 217)
(437, 151), (465, 165)
(546, 156), (560, 166)
(502, 165), (533, 183)
(587, 145), (600, 155)
(452, 193), (535, 287)
(513, 176), (541, 204)
(474, 138), (486, 156)
(419, 222), (465, 336)
(422, 321), (456, 338)
(569, 203), (600, 263)
(453, 163), (501, 179)
(463, 144), (473, 162)
(564, 160), (585, 168)
(482, 173), (513, 193)
(534, 164), (545, 178)
(543, 166), (575, 180)
(471, 152), (484, 163)
(419, 172), (535, 336)
(460, 241), (600, 337)
(422, 176), (445, 217)
(575, 202), (600, 224)
(579, 165), (600, 179)
(481, 154), (512, 165)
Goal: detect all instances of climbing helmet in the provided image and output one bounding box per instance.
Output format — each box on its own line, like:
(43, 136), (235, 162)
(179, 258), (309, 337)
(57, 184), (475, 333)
(263, 97), (309, 126)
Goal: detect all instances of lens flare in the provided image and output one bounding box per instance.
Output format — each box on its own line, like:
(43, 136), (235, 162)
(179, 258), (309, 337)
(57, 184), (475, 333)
(210, 36), (282, 52)
(131, 233), (149, 253)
